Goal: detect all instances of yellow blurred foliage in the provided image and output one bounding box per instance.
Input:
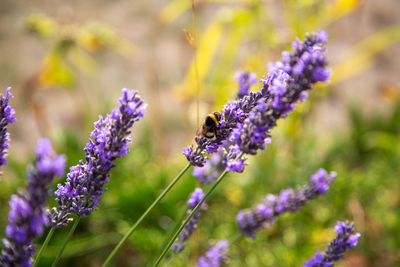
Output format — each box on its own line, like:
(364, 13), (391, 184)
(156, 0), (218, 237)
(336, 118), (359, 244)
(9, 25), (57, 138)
(332, 24), (400, 84)
(25, 13), (56, 37)
(77, 24), (134, 56)
(224, 183), (244, 205)
(325, 0), (361, 22)
(158, 0), (251, 24)
(173, 19), (224, 99)
(380, 84), (400, 104)
(26, 14), (135, 89)
(311, 227), (336, 245)
(38, 53), (76, 88)
(158, 0), (191, 24)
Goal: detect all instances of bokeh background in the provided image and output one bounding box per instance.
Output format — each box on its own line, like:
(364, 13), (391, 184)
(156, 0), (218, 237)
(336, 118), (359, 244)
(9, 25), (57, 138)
(0, 0), (400, 266)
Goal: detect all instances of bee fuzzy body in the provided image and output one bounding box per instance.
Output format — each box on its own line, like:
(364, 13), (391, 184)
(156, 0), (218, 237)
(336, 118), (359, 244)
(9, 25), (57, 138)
(199, 112), (221, 140)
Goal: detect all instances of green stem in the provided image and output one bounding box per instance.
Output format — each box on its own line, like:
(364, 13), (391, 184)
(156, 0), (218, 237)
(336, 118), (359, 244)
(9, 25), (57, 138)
(33, 227), (55, 267)
(163, 254), (176, 267)
(157, 207), (188, 257)
(102, 163), (191, 267)
(156, 207), (189, 267)
(51, 217), (81, 267)
(229, 232), (243, 245)
(153, 169), (230, 266)
(166, 216), (245, 267)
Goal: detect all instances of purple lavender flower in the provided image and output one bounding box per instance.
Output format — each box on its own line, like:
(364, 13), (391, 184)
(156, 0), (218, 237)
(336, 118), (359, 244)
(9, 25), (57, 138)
(49, 89), (146, 228)
(235, 71), (257, 99)
(184, 30), (329, 169)
(197, 239), (229, 267)
(192, 150), (225, 185)
(222, 144), (246, 173)
(0, 87), (16, 172)
(304, 221), (361, 267)
(237, 169), (336, 238)
(227, 31), (329, 169)
(173, 188), (207, 253)
(0, 139), (66, 266)
(182, 137), (210, 167)
(183, 90), (267, 167)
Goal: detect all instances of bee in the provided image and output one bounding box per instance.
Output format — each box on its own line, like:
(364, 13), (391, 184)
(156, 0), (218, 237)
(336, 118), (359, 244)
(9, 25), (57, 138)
(198, 112), (221, 140)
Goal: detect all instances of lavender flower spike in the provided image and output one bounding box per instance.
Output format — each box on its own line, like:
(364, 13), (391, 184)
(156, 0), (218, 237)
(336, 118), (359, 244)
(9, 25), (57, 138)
(304, 221), (361, 267)
(184, 30), (330, 169)
(192, 150), (225, 185)
(50, 89), (146, 228)
(183, 81), (267, 167)
(197, 240), (229, 267)
(0, 139), (66, 267)
(237, 169), (336, 238)
(173, 188), (207, 253)
(226, 31), (330, 170)
(0, 87), (16, 172)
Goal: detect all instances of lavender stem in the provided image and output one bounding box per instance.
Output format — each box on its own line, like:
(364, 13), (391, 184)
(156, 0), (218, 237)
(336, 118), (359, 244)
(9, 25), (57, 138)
(32, 228), (55, 267)
(102, 163), (191, 267)
(51, 217), (80, 267)
(154, 153), (243, 266)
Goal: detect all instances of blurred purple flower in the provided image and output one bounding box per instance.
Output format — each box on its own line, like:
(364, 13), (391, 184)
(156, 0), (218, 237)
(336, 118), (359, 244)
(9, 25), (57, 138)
(237, 169), (336, 238)
(222, 144), (246, 173)
(173, 188), (207, 253)
(235, 71), (257, 99)
(0, 87), (16, 172)
(304, 221), (361, 267)
(0, 139), (65, 266)
(197, 240), (229, 267)
(192, 150), (226, 185)
(50, 89), (146, 228)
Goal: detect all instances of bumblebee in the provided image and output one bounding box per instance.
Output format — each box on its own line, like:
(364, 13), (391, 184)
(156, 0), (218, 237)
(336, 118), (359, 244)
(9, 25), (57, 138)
(199, 112), (221, 140)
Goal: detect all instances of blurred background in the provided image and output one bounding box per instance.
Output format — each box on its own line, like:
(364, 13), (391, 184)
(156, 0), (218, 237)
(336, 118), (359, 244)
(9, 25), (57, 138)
(0, 0), (399, 266)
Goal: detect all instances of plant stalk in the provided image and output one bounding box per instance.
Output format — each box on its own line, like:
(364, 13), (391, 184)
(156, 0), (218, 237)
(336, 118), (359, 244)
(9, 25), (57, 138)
(153, 168), (230, 266)
(102, 163), (191, 267)
(33, 227), (55, 267)
(51, 217), (81, 267)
